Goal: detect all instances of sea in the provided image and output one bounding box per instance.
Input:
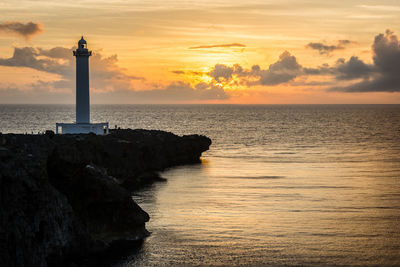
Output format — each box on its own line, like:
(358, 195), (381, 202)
(1, 104), (400, 266)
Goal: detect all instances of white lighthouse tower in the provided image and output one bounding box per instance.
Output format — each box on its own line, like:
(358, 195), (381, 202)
(56, 37), (109, 135)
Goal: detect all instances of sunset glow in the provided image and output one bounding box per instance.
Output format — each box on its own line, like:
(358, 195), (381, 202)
(1, 0), (400, 103)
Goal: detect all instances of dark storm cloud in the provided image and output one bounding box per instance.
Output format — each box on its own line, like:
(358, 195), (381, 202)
(306, 40), (355, 55)
(0, 21), (43, 40)
(207, 51), (302, 85)
(189, 43), (246, 49)
(330, 30), (400, 92)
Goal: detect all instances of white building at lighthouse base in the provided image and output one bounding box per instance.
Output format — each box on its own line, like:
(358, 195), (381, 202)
(56, 122), (109, 135)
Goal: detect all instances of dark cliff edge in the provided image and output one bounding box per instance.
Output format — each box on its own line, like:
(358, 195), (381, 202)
(0, 129), (211, 267)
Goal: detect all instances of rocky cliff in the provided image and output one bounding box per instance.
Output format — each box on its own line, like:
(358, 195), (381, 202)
(0, 129), (211, 267)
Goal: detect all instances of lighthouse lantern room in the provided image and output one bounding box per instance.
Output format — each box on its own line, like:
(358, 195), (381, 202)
(56, 37), (109, 135)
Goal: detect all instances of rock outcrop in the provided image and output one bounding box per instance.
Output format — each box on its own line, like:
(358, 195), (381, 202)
(0, 129), (211, 267)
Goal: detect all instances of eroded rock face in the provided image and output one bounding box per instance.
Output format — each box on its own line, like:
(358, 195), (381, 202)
(0, 129), (211, 267)
(47, 162), (150, 243)
(49, 129), (212, 189)
(0, 136), (91, 267)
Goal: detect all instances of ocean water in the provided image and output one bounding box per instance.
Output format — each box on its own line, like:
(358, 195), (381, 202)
(1, 104), (400, 266)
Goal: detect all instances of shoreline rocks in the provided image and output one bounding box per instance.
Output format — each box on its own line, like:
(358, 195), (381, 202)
(0, 129), (211, 267)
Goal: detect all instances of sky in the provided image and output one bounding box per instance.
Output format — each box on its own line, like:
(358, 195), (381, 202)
(0, 0), (400, 104)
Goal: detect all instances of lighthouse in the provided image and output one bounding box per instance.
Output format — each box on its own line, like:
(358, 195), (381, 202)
(56, 37), (109, 135)
(74, 36), (91, 124)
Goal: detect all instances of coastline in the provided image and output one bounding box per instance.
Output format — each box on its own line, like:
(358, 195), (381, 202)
(0, 129), (211, 267)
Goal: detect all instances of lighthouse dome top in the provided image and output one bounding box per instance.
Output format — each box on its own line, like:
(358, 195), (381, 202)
(74, 36), (91, 56)
(78, 36), (87, 49)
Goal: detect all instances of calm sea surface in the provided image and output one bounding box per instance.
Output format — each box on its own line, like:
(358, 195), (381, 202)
(1, 104), (400, 266)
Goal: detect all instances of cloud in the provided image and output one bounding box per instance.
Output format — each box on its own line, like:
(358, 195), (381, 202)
(207, 51), (302, 86)
(171, 70), (185, 74)
(189, 43), (246, 49)
(303, 63), (334, 75)
(306, 40), (355, 55)
(0, 46), (144, 92)
(208, 64), (235, 82)
(0, 21), (43, 40)
(129, 81), (228, 102)
(0, 47), (71, 75)
(2, 30), (398, 103)
(258, 51), (302, 85)
(199, 31), (400, 93)
(0, 80), (229, 104)
(330, 30), (400, 92)
(204, 34), (398, 93)
(0, 45), (229, 103)
(38, 47), (72, 59)
(204, 31), (400, 93)
(334, 56), (373, 80)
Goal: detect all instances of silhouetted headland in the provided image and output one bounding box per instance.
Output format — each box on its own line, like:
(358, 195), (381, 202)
(0, 129), (211, 267)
